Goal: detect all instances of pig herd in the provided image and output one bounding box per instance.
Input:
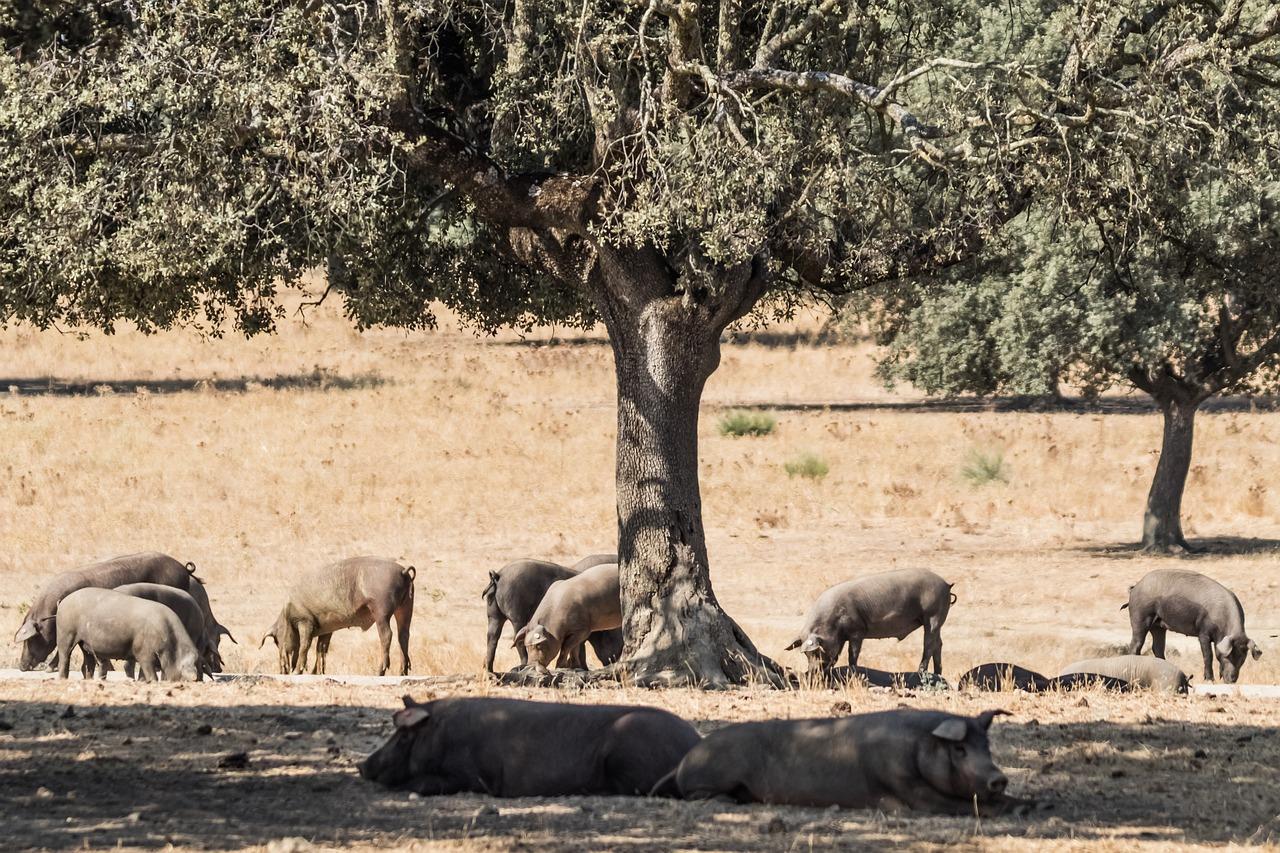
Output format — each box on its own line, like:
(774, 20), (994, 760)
(7, 549), (1267, 816)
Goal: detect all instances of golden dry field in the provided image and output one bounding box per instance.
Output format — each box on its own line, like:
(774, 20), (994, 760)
(2, 293), (1280, 851)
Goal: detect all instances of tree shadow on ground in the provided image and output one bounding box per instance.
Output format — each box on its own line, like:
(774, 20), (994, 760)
(1079, 537), (1280, 559)
(0, 371), (386, 397)
(1, 699), (1276, 848)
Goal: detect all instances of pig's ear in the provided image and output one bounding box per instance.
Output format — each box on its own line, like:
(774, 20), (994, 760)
(393, 706), (430, 729)
(784, 637), (802, 651)
(527, 628), (551, 648)
(800, 635), (822, 654)
(1249, 640), (1263, 660)
(931, 719), (968, 742)
(14, 621), (38, 643)
(512, 626), (528, 648)
(976, 709), (1011, 731)
(1216, 637), (1234, 657)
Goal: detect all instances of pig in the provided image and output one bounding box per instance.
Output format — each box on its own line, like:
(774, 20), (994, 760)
(261, 557), (415, 676)
(1124, 569), (1261, 683)
(113, 583), (215, 679)
(13, 552), (199, 671)
(359, 695), (701, 797)
(786, 568), (955, 675)
(823, 665), (951, 690)
(481, 557), (622, 673)
(179, 565), (237, 672)
(1059, 655), (1190, 694)
(658, 708), (1021, 814)
(511, 563), (621, 670)
(958, 663), (1132, 693)
(55, 587), (200, 682)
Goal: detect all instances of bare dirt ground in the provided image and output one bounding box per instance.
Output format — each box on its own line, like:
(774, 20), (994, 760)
(2, 295), (1280, 850)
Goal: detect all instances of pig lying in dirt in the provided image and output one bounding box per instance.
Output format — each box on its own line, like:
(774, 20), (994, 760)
(482, 556), (622, 672)
(1124, 569), (1261, 683)
(13, 551), (200, 671)
(512, 563), (621, 670)
(261, 557), (415, 676)
(658, 708), (1022, 814)
(359, 695), (700, 797)
(821, 666), (951, 690)
(114, 583), (215, 679)
(958, 663), (1132, 693)
(55, 587), (200, 682)
(1059, 655), (1190, 694)
(786, 568), (955, 675)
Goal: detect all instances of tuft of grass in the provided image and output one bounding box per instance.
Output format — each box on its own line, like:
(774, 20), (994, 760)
(785, 452), (829, 480)
(961, 448), (1009, 486)
(718, 409), (777, 437)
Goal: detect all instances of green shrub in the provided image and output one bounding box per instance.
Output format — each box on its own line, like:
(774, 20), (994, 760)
(961, 449), (1009, 485)
(718, 410), (777, 437)
(785, 452), (829, 480)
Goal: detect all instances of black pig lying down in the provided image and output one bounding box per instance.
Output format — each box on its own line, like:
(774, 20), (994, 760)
(958, 663), (1134, 693)
(359, 696), (701, 797)
(658, 709), (1027, 815)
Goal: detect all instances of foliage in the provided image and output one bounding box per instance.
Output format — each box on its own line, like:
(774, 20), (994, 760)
(718, 410), (777, 437)
(960, 449), (1009, 486)
(784, 452), (829, 480)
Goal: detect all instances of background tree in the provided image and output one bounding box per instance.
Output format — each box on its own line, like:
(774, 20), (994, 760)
(860, 181), (1280, 553)
(3, 0), (1277, 681)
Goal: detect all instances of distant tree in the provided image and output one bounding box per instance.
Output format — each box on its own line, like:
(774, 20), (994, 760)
(862, 184), (1280, 553)
(2, 1), (1277, 679)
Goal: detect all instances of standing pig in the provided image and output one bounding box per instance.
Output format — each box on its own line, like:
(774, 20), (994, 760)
(180, 567), (237, 672)
(55, 587), (200, 682)
(1124, 569), (1261, 683)
(260, 557), (415, 676)
(659, 708), (1019, 814)
(359, 695), (700, 797)
(512, 563), (621, 670)
(481, 557), (622, 673)
(13, 552), (199, 671)
(113, 583), (216, 679)
(786, 568), (955, 675)
(1059, 655), (1190, 694)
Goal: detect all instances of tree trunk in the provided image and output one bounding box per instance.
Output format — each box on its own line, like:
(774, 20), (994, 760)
(1141, 397), (1199, 553)
(592, 257), (781, 687)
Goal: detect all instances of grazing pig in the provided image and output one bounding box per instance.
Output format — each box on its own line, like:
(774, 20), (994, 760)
(512, 563), (621, 670)
(481, 557), (623, 673)
(660, 709), (1020, 814)
(959, 663), (1132, 693)
(55, 588), (199, 682)
(1059, 655), (1190, 694)
(359, 695), (700, 797)
(113, 583), (214, 679)
(786, 568), (955, 675)
(261, 557), (415, 676)
(179, 567), (237, 672)
(1124, 569), (1261, 683)
(13, 552), (199, 671)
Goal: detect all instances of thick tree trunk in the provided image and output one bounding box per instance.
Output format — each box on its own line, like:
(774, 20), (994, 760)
(1141, 397), (1198, 553)
(592, 257), (781, 687)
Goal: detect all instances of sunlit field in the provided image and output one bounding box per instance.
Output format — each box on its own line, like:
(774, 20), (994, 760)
(2, 293), (1279, 849)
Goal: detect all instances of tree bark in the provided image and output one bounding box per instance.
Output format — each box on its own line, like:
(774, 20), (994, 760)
(591, 252), (782, 687)
(1141, 397), (1199, 553)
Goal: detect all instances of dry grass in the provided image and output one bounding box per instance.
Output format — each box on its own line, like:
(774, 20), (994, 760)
(2, 293), (1280, 850)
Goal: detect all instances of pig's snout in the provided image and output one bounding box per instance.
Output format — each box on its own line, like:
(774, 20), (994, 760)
(986, 772), (1008, 795)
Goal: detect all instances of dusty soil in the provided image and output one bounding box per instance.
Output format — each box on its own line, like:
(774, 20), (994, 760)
(3, 677), (1280, 852)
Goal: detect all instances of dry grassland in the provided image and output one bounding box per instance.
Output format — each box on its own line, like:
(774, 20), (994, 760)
(1, 294), (1279, 850)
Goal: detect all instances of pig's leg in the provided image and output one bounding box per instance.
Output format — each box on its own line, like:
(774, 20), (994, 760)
(56, 632), (76, 680)
(484, 613), (505, 673)
(293, 621), (314, 675)
(1198, 635), (1216, 682)
(1149, 626), (1167, 659)
(1127, 610), (1149, 655)
(79, 646), (95, 679)
(124, 659), (136, 679)
(311, 634), (331, 675)
(393, 599), (413, 676)
(138, 656), (159, 683)
(374, 618), (393, 676)
(846, 637), (863, 671)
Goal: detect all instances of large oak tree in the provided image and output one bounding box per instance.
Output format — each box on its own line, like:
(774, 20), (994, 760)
(3, 0), (1277, 683)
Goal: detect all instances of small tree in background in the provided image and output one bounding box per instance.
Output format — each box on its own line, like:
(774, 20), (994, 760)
(3, 0), (1278, 678)
(861, 181), (1280, 553)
